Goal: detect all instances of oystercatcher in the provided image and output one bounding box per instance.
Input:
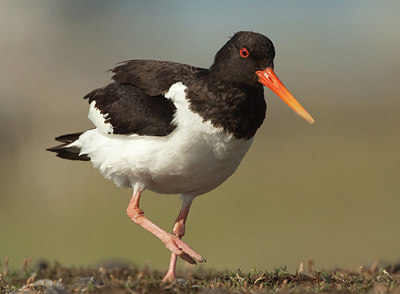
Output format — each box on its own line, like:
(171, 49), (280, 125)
(48, 31), (314, 281)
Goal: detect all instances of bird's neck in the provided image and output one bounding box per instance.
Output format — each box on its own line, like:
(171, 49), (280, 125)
(186, 72), (266, 140)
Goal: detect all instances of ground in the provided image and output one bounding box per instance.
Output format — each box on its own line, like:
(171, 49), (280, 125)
(1, 259), (400, 293)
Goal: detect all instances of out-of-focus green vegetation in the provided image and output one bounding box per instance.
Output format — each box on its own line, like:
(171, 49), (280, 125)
(0, 1), (399, 274)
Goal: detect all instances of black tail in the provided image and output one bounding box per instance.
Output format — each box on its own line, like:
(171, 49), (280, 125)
(47, 132), (90, 161)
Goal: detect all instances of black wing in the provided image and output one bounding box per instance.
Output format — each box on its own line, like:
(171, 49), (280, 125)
(84, 60), (206, 136)
(84, 83), (177, 136)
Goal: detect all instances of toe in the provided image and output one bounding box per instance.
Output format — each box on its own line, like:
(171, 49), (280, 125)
(178, 253), (196, 265)
(164, 235), (205, 264)
(174, 238), (205, 263)
(164, 240), (183, 256)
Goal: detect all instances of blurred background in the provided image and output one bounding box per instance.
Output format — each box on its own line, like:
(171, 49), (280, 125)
(0, 0), (399, 273)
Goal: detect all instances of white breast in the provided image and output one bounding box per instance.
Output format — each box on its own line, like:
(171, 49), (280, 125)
(75, 82), (253, 196)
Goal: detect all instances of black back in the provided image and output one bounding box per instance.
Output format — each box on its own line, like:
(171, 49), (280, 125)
(111, 60), (205, 96)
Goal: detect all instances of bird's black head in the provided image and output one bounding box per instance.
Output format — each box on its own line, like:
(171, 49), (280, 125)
(209, 31), (315, 124)
(210, 31), (275, 86)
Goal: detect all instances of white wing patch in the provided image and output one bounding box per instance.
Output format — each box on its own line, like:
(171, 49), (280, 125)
(88, 101), (114, 135)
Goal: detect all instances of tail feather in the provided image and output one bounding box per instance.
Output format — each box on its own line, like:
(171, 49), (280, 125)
(47, 132), (90, 161)
(55, 132), (84, 143)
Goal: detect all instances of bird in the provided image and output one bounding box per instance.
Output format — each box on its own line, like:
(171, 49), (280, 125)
(47, 31), (314, 281)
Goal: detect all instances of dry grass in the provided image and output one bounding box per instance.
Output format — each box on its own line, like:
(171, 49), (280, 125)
(1, 258), (400, 293)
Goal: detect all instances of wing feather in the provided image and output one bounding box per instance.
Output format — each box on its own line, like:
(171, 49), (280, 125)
(84, 60), (205, 136)
(110, 60), (205, 95)
(84, 83), (176, 136)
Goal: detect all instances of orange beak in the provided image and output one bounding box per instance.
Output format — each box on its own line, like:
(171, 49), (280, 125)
(256, 68), (315, 124)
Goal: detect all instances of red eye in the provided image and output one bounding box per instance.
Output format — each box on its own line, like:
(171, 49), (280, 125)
(240, 47), (249, 58)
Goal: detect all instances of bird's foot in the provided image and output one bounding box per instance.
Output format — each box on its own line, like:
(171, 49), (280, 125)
(163, 234), (206, 265)
(162, 272), (176, 282)
(162, 274), (187, 283)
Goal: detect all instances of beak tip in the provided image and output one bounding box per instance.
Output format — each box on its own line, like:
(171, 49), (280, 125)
(302, 114), (315, 125)
(297, 110), (315, 125)
(257, 68), (315, 125)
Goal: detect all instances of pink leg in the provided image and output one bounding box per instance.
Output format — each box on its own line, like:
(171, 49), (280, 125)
(126, 190), (205, 274)
(162, 196), (197, 282)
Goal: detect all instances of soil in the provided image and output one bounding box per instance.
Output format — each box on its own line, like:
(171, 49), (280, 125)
(1, 259), (400, 293)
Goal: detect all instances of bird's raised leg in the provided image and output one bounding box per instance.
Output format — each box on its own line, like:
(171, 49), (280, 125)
(162, 195), (198, 282)
(126, 189), (205, 271)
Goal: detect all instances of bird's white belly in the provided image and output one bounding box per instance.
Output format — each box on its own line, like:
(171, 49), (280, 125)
(146, 128), (253, 196)
(76, 82), (253, 196)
